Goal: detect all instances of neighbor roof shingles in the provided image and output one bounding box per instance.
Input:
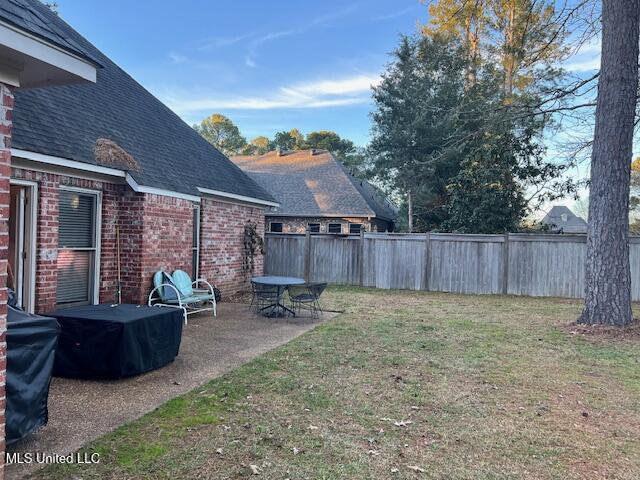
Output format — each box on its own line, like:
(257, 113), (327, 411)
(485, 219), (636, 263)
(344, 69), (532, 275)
(231, 150), (397, 220)
(8, 0), (274, 204)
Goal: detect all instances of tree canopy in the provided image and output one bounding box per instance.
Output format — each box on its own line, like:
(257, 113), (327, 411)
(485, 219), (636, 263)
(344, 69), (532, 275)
(193, 114), (247, 156)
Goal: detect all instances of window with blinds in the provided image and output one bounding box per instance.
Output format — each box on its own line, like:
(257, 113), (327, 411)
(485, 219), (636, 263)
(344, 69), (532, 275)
(56, 190), (98, 306)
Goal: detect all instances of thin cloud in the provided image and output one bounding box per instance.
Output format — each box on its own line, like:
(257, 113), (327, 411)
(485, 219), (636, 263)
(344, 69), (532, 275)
(162, 74), (380, 114)
(312, 4), (359, 26)
(168, 51), (189, 64)
(198, 33), (256, 51)
(371, 6), (417, 22)
(564, 37), (600, 72)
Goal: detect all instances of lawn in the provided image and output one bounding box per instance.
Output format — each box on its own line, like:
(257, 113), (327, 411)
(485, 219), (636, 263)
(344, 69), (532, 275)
(33, 287), (640, 479)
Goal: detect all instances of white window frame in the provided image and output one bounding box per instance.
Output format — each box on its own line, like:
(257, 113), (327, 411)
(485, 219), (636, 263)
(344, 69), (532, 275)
(58, 186), (102, 305)
(349, 223), (363, 235)
(192, 205), (201, 279)
(328, 223), (343, 234)
(10, 179), (38, 313)
(270, 222), (283, 233)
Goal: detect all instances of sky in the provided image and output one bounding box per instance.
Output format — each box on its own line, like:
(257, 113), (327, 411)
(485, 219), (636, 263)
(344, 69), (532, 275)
(55, 0), (426, 146)
(54, 1), (601, 215)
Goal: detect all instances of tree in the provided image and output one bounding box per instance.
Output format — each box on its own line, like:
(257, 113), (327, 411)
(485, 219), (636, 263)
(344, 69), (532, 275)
(271, 130), (299, 151)
(193, 114), (246, 156)
(242, 136), (271, 155)
(578, 0), (640, 326)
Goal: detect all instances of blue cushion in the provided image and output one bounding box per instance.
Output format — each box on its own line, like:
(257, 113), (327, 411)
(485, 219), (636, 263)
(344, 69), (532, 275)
(172, 270), (194, 297)
(160, 271), (179, 301)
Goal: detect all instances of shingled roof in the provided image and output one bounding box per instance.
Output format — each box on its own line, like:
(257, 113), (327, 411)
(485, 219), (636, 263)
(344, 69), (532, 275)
(0, 0), (97, 64)
(542, 206), (587, 233)
(8, 0), (275, 204)
(231, 150), (398, 221)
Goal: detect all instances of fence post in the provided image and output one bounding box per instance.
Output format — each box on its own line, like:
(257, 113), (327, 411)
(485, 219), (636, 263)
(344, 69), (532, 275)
(502, 232), (510, 295)
(423, 232), (431, 291)
(359, 229), (365, 286)
(304, 229), (311, 282)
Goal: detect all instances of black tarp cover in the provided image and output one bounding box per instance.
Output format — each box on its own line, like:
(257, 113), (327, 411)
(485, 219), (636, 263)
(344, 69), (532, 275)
(6, 306), (60, 445)
(51, 304), (183, 379)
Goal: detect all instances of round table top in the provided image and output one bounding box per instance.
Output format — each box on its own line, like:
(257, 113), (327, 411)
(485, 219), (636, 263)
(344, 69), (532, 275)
(251, 275), (305, 286)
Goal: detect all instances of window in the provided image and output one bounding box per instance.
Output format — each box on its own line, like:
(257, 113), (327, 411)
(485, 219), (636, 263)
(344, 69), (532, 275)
(308, 223), (320, 233)
(328, 223), (342, 234)
(56, 189), (100, 306)
(270, 222), (283, 233)
(192, 206), (200, 279)
(349, 223), (363, 235)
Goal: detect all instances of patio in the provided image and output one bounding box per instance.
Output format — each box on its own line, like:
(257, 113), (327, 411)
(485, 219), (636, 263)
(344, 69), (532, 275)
(6, 302), (334, 479)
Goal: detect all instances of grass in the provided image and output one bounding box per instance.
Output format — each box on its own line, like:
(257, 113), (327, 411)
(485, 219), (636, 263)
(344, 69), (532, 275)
(32, 287), (640, 479)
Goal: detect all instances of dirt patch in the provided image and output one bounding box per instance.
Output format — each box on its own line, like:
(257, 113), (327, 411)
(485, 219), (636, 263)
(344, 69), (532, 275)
(561, 320), (640, 340)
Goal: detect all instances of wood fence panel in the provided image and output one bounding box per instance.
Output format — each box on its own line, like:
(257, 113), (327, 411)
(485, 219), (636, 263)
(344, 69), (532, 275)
(362, 234), (426, 290)
(428, 234), (504, 294)
(507, 235), (586, 298)
(308, 235), (361, 284)
(264, 234), (306, 278)
(264, 232), (640, 301)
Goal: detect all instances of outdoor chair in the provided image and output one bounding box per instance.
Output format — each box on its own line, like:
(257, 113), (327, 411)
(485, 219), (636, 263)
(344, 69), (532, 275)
(148, 270), (217, 324)
(251, 281), (281, 315)
(287, 283), (327, 319)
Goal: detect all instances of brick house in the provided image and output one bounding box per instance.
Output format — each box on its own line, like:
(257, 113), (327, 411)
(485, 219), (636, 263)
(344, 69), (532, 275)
(231, 149), (397, 234)
(2, 0), (277, 320)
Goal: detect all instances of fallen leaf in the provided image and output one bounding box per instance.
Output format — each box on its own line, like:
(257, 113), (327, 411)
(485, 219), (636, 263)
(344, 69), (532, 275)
(249, 464), (261, 475)
(408, 465), (426, 473)
(215, 448), (223, 455)
(394, 420), (413, 427)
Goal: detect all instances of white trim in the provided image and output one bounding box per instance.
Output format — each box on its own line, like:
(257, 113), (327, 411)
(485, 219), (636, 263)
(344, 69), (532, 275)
(12, 149), (126, 177)
(269, 221), (284, 233)
(58, 186), (102, 305)
(9, 179), (37, 313)
(11, 149), (276, 207)
(125, 174), (201, 202)
(197, 187), (279, 208)
(0, 20), (97, 84)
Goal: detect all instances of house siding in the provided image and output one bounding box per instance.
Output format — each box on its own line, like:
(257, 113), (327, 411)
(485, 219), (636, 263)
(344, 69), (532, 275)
(10, 167), (266, 312)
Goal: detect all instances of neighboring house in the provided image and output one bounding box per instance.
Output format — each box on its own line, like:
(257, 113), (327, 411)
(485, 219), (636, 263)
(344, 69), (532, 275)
(541, 206), (588, 233)
(3, 0), (278, 315)
(231, 149), (397, 234)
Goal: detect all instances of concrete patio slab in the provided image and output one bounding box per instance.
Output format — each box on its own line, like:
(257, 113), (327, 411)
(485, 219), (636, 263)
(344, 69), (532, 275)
(6, 303), (335, 479)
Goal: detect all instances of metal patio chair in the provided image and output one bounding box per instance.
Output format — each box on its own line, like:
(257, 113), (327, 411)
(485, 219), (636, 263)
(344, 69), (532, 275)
(148, 270), (216, 324)
(251, 281), (281, 316)
(287, 283), (327, 319)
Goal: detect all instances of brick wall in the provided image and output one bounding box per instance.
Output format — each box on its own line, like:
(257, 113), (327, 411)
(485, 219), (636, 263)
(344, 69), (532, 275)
(7, 169), (267, 311)
(200, 198), (266, 297)
(0, 83), (14, 480)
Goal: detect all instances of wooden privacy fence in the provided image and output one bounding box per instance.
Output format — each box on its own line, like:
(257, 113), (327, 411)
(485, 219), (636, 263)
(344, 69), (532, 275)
(264, 232), (640, 300)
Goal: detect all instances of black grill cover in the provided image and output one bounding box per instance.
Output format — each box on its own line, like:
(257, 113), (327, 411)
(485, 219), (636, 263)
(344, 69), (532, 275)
(50, 304), (183, 379)
(6, 307), (60, 445)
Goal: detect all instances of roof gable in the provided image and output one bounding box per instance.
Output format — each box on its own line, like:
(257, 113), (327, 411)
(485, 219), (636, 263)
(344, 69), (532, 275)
(231, 150), (397, 220)
(9, 3), (274, 204)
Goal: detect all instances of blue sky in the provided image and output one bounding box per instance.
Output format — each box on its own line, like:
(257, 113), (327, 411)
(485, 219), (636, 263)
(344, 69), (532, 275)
(56, 0), (426, 146)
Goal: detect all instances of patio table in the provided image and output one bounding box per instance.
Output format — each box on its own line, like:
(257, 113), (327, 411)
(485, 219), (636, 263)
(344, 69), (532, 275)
(50, 304), (183, 379)
(251, 275), (305, 317)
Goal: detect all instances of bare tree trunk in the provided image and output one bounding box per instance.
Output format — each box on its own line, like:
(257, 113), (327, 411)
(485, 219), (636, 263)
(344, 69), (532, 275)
(579, 0), (640, 326)
(407, 190), (414, 233)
